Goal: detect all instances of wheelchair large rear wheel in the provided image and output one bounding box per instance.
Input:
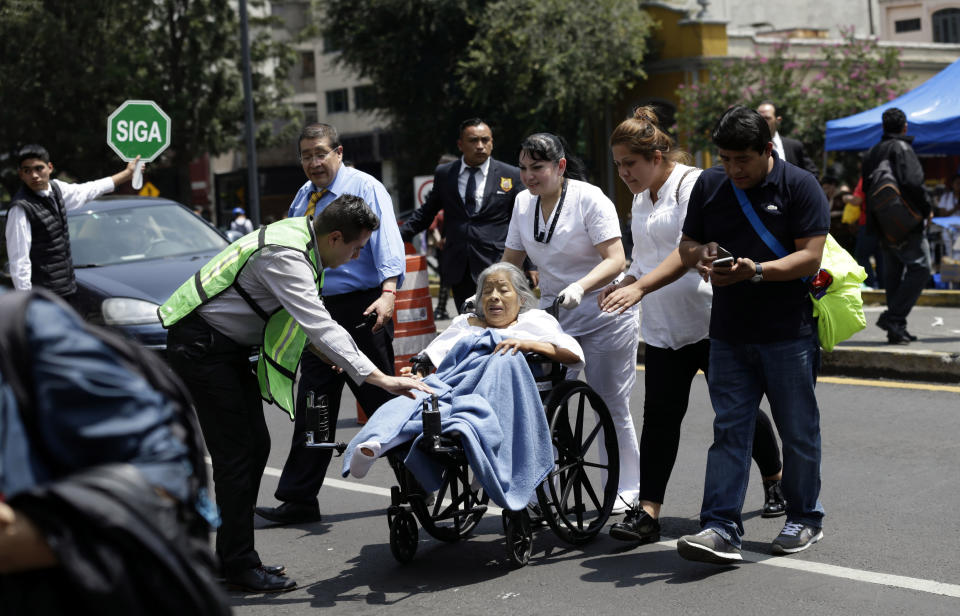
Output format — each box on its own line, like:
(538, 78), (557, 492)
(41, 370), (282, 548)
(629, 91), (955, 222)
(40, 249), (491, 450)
(537, 380), (619, 545)
(408, 462), (489, 542)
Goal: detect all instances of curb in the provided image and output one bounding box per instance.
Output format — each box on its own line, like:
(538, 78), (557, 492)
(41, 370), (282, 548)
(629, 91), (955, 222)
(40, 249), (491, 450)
(861, 289), (960, 308)
(636, 342), (960, 384)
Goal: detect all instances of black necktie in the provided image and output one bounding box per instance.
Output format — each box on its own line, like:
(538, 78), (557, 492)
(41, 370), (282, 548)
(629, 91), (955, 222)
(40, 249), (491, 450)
(465, 167), (479, 214)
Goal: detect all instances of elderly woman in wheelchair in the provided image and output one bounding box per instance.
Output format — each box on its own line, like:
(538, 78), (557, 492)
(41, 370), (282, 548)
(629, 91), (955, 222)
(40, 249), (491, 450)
(339, 263), (621, 566)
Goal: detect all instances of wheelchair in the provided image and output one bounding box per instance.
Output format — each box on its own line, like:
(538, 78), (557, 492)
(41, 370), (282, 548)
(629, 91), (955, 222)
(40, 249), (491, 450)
(377, 342), (620, 568)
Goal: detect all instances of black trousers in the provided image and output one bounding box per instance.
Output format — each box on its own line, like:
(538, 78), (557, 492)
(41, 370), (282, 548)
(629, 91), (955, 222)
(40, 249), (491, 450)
(167, 313), (267, 576)
(639, 338), (782, 505)
(274, 287), (396, 504)
(451, 276), (477, 315)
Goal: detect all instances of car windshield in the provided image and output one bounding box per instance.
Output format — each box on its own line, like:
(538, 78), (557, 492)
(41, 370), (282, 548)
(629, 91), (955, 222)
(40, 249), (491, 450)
(69, 203), (228, 266)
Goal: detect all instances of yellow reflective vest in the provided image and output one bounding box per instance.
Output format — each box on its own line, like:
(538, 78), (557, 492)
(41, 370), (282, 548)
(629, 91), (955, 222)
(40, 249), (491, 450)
(158, 217), (322, 418)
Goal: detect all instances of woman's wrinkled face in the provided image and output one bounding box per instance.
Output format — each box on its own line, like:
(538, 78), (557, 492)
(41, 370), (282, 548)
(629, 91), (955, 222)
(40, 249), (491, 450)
(481, 273), (520, 328)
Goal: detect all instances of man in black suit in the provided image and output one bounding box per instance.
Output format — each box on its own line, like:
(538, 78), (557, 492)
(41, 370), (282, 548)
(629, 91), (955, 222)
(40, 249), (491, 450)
(757, 102), (820, 178)
(400, 118), (526, 311)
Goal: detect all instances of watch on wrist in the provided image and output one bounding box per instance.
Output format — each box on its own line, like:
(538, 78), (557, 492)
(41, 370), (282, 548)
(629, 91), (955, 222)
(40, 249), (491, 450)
(751, 262), (764, 283)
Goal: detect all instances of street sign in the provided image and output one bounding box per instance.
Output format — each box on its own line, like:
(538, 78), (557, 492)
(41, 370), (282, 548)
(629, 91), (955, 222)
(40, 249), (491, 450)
(413, 175), (433, 207)
(138, 181), (160, 197)
(107, 100), (171, 189)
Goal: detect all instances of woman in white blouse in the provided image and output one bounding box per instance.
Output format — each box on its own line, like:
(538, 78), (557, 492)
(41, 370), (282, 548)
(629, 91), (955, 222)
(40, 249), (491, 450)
(501, 133), (641, 512)
(598, 107), (785, 544)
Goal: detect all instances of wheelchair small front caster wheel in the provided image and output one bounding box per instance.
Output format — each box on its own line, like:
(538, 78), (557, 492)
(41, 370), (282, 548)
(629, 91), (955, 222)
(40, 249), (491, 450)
(503, 510), (532, 568)
(389, 510), (419, 563)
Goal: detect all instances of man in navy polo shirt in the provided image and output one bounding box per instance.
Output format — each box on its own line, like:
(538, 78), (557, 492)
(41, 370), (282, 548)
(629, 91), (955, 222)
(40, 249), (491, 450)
(675, 106), (829, 563)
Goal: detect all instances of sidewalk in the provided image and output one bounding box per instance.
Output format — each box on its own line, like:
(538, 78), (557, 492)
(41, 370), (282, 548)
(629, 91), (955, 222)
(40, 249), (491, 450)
(428, 288), (960, 384)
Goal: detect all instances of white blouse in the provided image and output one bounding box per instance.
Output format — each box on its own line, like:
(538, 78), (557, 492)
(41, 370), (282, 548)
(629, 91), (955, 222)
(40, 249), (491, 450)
(627, 163), (712, 350)
(505, 178), (631, 336)
(423, 309), (585, 371)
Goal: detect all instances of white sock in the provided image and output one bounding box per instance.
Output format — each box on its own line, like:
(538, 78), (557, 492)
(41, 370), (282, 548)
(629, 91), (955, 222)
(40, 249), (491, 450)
(349, 441), (381, 479)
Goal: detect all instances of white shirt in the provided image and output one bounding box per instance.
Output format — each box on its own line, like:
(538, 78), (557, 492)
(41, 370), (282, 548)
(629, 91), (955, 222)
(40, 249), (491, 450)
(627, 164), (711, 350)
(505, 178), (628, 336)
(772, 132), (786, 161)
(457, 156), (490, 209)
(423, 309), (585, 371)
(938, 191), (958, 216)
(5, 177), (116, 290)
(196, 246), (376, 385)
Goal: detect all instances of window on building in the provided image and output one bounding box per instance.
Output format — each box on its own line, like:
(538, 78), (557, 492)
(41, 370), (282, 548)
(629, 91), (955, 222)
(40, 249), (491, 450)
(894, 18), (922, 33)
(933, 8), (960, 43)
(301, 51), (315, 78)
(302, 102), (317, 125)
(326, 89), (349, 114)
(354, 85), (378, 111)
(322, 34), (341, 54)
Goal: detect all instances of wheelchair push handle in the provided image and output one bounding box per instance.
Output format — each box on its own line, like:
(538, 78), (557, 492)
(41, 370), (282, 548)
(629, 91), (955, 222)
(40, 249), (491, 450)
(304, 391), (347, 455)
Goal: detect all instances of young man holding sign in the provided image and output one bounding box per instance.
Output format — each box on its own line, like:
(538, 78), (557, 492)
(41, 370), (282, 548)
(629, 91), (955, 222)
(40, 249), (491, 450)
(5, 144), (139, 300)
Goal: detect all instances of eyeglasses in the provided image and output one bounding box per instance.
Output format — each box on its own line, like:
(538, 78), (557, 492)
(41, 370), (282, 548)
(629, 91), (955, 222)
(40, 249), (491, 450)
(300, 147), (339, 164)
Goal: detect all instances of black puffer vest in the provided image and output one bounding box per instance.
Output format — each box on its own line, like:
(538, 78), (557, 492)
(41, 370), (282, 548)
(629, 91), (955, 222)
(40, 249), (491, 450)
(11, 183), (77, 296)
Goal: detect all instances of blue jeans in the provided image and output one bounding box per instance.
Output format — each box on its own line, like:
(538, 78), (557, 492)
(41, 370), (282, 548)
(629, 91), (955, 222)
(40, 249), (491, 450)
(700, 335), (825, 547)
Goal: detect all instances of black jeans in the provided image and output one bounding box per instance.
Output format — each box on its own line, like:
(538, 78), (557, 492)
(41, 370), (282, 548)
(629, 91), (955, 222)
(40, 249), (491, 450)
(639, 338), (782, 505)
(274, 287), (396, 504)
(167, 313), (267, 576)
(881, 231), (930, 326)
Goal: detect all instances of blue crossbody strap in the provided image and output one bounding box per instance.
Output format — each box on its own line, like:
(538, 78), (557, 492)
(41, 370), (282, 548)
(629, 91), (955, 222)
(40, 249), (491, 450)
(730, 182), (789, 258)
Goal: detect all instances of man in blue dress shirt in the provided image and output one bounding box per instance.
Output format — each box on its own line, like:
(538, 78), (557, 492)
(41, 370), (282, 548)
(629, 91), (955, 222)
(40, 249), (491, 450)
(255, 123), (406, 525)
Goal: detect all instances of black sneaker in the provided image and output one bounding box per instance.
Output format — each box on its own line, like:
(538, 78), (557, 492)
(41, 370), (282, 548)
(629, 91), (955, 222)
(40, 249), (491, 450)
(609, 507), (660, 543)
(677, 529), (742, 564)
(771, 522), (823, 554)
(761, 479), (786, 518)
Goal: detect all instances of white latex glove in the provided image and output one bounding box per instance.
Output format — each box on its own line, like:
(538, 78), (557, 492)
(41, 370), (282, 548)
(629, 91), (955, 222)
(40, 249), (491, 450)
(558, 283), (584, 309)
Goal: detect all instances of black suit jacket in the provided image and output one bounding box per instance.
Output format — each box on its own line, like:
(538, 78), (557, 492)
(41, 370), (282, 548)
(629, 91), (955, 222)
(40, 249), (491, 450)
(781, 136), (820, 179)
(400, 158), (523, 284)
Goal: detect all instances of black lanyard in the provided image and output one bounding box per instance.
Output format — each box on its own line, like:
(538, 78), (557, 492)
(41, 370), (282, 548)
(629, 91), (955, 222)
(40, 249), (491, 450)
(533, 179), (568, 244)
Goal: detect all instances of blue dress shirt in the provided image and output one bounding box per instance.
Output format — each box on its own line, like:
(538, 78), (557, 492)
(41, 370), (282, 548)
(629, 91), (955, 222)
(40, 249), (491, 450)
(288, 165), (405, 294)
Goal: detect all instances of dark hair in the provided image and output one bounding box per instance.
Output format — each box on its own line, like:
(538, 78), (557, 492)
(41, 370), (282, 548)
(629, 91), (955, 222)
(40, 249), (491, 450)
(518, 132), (588, 181)
(459, 118), (488, 136)
(18, 144), (50, 166)
(711, 105), (771, 154)
(609, 105), (691, 165)
(312, 194), (380, 242)
(882, 107), (907, 134)
(298, 123), (341, 157)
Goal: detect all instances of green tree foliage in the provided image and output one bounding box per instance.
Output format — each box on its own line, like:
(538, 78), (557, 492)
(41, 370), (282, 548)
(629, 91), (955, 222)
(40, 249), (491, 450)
(322, 0), (652, 204)
(675, 29), (905, 178)
(0, 0), (299, 202)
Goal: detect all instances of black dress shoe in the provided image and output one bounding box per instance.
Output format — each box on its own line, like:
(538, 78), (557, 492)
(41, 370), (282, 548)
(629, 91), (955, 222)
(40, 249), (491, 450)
(219, 563), (285, 581)
(761, 479), (787, 518)
(887, 326), (912, 345)
(609, 508), (660, 543)
(225, 565), (296, 593)
(255, 501), (321, 525)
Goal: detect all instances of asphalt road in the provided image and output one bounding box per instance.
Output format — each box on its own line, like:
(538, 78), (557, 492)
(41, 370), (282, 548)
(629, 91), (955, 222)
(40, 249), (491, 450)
(222, 369), (960, 616)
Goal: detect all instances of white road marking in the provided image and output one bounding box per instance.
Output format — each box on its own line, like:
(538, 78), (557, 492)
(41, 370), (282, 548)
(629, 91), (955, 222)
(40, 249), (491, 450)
(219, 448), (960, 600)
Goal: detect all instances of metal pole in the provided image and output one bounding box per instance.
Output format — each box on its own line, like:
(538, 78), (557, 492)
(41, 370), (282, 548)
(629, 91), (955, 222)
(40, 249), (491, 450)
(239, 0), (261, 227)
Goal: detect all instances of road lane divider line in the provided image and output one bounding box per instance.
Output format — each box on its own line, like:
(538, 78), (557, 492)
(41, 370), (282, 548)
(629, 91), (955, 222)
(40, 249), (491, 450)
(220, 459), (960, 599)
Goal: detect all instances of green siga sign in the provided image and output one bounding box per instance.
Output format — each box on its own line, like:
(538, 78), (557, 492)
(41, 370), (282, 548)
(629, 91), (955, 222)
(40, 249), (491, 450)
(106, 100), (171, 162)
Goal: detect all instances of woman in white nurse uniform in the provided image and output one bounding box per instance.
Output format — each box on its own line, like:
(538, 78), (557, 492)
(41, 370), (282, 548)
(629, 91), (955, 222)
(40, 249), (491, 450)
(501, 132), (641, 511)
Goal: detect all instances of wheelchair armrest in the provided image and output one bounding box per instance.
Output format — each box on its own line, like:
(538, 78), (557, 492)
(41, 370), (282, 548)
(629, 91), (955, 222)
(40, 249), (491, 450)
(410, 353), (435, 377)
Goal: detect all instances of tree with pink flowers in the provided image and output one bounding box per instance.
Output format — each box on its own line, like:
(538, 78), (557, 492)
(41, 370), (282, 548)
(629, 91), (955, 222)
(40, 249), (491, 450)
(675, 29), (905, 175)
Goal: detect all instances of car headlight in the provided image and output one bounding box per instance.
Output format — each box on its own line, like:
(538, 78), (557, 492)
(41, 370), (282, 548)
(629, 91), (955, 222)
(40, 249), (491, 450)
(102, 298), (162, 325)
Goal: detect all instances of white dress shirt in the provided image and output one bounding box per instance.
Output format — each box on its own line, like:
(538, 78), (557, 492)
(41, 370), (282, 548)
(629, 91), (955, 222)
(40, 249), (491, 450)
(457, 156), (490, 210)
(5, 177), (116, 290)
(772, 132), (786, 161)
(627, 163), (712, 350)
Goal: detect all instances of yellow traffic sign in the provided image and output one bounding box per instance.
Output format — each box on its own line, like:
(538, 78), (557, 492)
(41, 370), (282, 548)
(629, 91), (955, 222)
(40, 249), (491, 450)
(138, 181), (160, 197)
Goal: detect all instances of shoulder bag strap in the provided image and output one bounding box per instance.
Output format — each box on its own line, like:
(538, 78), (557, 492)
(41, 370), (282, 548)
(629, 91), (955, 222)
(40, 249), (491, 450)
(674, 167), (697, 204)
(730, 181), (789, 258)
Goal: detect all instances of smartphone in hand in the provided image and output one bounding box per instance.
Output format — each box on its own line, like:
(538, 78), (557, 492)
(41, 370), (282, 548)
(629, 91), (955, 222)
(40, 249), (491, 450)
(713, 246), (734, 269)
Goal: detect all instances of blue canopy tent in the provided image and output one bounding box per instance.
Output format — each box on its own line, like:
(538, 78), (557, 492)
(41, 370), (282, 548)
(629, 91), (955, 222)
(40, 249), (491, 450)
(825, 56), (960, 155)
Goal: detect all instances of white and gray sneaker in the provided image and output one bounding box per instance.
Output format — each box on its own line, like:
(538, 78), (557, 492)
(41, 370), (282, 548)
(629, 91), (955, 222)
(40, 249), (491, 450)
(677, 529), (743, 564)
(771, 522), (823, 554)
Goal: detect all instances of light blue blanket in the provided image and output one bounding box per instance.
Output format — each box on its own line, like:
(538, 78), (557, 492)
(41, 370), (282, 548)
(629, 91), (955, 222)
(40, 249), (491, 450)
(341, 330), (553, 511)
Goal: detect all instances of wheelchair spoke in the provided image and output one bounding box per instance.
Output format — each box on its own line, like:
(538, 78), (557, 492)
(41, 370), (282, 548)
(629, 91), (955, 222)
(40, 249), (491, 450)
(578, 422), (603, 457)
(574, 393), (585, 449)
(579, 471), (603, 512)
(580, 460), (611, 471)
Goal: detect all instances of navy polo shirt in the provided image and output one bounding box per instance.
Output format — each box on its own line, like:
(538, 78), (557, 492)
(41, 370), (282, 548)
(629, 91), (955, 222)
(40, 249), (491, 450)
(682, 153), (830, 344)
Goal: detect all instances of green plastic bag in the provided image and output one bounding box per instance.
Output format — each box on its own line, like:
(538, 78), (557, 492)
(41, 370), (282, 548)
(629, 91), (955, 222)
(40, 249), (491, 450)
(810, 234), (867, 351)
